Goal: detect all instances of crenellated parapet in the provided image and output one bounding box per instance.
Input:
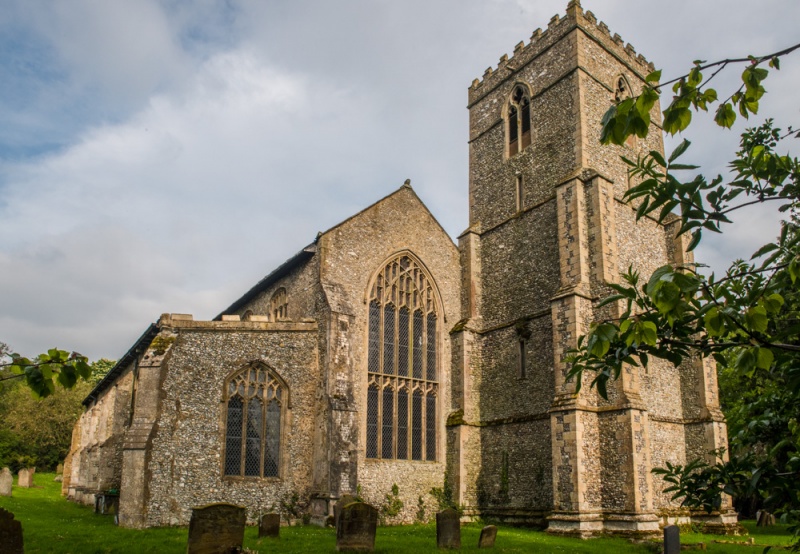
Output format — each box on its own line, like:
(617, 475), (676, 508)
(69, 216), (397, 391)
(468, 0), (655, 106)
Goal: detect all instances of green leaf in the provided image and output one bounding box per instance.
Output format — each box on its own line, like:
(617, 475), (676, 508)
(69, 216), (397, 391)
(686, 229), (702, 251)
(645, 70), (662, 83)
(668, 139), (691, 163)
(744, 306), (768, 333)
(756, 347), (774, 370)
(714, 103), (736, 128)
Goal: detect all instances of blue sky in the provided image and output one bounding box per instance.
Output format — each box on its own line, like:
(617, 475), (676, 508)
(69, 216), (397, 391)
(1, 0), (798, 360)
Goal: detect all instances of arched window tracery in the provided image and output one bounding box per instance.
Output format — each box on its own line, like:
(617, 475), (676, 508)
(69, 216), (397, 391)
(615, 75), (631, 103)
(366, 254), (438, 461)
(507, 84), (532, 156)
(270, 288), (288, 321)
(223, 363), (286, 478)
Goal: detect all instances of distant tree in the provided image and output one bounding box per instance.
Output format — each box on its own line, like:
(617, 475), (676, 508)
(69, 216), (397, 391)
(0, 378), (93, 470)
(567, 42), (800, 546)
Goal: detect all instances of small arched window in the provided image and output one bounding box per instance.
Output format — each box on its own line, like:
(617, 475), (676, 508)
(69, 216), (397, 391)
(366, 254), (439, 461)
(614, 75), (631, 103)
(507, 85), (532, 156)
(270, 288), (288, 321)
(223, 364), (286, 478)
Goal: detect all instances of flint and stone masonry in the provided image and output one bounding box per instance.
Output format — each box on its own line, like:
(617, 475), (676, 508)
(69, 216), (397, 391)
(64, 1), (735, 536)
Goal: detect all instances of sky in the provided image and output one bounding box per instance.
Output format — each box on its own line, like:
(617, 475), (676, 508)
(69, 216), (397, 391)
(1, 0), (798, 361)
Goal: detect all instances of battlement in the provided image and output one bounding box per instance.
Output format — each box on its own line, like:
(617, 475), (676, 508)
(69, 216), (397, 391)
(157, 313), (317, 331)
(468, 0), (655, 103)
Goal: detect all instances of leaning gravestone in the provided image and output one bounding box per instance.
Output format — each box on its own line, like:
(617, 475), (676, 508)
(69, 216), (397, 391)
(663, 524), (680, 554)
(333, 494), (359, 529)
(336, 501), (377, 552)
(0, 468), (12, 497)
(0, 507), (24, 554)
(17, 468), (34, 488)
(478, 525), (497, 548)
(436, 508), (461, 549)
(186, 503), (245, 554)
(258, 513), (281, 538)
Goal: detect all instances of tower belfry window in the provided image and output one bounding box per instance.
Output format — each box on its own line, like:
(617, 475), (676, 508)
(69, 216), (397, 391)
(507, 85), (532, 156)
(615, 75), (631, 103)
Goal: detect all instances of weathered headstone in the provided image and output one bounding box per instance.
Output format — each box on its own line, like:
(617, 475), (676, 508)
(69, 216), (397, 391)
(757, 511), (776, 527)
(258, 513), (281, 538)
(333, 494), (358, 529)
(663, 524), (680, 554)
(56, 463), (64, 475)
(436, 508), (461, 549)
(17, 468), (34, 488)
(0, 467), (12, 497)
(186, 503), (245, 554)
(0, 507), (24, 554)
(478, 525), (497, 548)
(336, 501), (377, 552)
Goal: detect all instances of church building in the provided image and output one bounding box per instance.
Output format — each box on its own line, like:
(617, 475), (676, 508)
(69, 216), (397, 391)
(63, 1), (736, 536)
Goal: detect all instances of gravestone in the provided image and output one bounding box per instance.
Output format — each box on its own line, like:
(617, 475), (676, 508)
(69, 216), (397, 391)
(186, 503), (245, 554)
(17, 468), (34, 488)
(478, 525), (497, 548)
(663, 524), (680, 554)
(757, 511), (776, 527)
(0, 508), (24, 554)
(333, 494), (358, 529)
(258, 513), (281, 538)
(56, 463), (64, 475)
(436, 508), (461, 549)
(336, 501), (377, 552)
(0, 467), (12, 497)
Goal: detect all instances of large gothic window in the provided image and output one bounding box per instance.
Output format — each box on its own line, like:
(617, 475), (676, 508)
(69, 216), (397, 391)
(223, 364), (286, 478)
(507, 84), (531, 156)
(366, 254), (438, 461)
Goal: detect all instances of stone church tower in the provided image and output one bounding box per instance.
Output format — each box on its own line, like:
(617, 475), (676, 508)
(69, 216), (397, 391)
(449, 0), (734, 536)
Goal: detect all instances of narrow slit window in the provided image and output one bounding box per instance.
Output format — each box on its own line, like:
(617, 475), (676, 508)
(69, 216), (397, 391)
(515, 175), (523, 212)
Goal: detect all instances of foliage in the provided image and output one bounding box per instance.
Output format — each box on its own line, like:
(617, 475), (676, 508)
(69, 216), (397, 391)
(279, 490), (307, 526)
(0, 344), (91, 398)
(568, 42), (800, 548)
(89, 358), (117, 384)
(0, 377), (93, 470)
(378, 483), (405, 525)
(415, 495), (427, 524)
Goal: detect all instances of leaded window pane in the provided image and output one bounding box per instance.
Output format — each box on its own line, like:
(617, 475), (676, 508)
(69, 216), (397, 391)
(224, 396), (243, 475)
(426, 394), (436, 461)
(427, 314), (437, 381)
(398, 308), (409, 377)
(383, 305), (395, 375)
(368, 302), (381, 374)
(413, 310), (423, 379)
(366, 385), (379, 458)
(412, 390), (423, 461)
(509, 105), (518, 144)
(223, 365), (285, 478)
(244, 397), (262, 476)
(397, 387), (408, 459)
(382, 387), (394, 458)
(265, 400), (281, 477)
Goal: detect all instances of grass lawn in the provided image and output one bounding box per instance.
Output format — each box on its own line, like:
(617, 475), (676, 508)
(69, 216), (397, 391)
(0, 473), (794, 553)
